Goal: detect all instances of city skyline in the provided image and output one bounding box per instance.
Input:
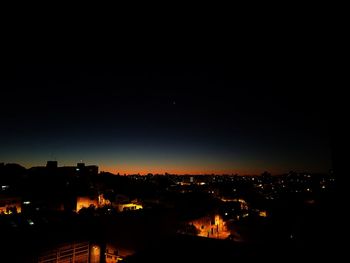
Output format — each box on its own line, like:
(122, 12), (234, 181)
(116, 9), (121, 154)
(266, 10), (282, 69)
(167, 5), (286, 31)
(0, 159), (331, 176)
(0, 63), (337, 263)
(0, 64), (331, 175)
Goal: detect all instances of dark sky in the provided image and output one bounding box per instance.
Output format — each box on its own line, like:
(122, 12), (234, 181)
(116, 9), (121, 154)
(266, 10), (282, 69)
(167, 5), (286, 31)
(0, 64), (331, 174)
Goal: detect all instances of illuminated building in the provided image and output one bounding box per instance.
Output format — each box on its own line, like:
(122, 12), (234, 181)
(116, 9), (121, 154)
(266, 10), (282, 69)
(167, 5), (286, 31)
(75, 194), (113, 212)
(76, 196), (98, 211)
(189, 214), (231, 239)
(259, 210), (267, 217)
(98, 194), (111, 206)
(0, 195), (21, 214)
(115, 202), (143, 212)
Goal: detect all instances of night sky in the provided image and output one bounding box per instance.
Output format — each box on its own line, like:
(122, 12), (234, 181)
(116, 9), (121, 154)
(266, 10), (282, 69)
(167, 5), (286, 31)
(1, 64), (331, 175)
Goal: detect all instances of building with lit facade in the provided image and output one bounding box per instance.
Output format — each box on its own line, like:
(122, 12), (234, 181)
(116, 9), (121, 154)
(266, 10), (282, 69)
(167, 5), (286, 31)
(0, 195), (21, 214)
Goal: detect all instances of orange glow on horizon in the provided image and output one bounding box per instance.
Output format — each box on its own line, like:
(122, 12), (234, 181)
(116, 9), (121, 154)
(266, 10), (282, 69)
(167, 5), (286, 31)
(99, 165), (276, 175)
(19, 162), (283, 175)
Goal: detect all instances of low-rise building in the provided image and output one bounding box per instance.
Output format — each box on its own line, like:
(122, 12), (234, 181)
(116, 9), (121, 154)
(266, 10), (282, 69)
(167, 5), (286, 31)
(0, 195), (21, 214)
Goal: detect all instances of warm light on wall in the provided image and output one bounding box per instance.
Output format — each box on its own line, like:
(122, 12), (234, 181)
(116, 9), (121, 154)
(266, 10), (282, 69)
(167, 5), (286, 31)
(0, 198), (22, 215)
(76, 197), (98, 211)
(98, 194), (111, 206)
(190, 214), (230, 240)
(259, 211), (267, 217)
(115, 203), (143, 212)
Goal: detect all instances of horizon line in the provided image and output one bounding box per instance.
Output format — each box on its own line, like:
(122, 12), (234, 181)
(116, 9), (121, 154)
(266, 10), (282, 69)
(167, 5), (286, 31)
(0, 161), (331, 176)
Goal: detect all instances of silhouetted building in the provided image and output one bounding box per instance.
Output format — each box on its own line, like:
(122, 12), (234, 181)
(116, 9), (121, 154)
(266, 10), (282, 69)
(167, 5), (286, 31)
(73, 162), (99, 177)
(77, 162), (85, 170)
(46, 160), (58, 169)
(86, 165), (99, 176)
(29, 162), (99, 178)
